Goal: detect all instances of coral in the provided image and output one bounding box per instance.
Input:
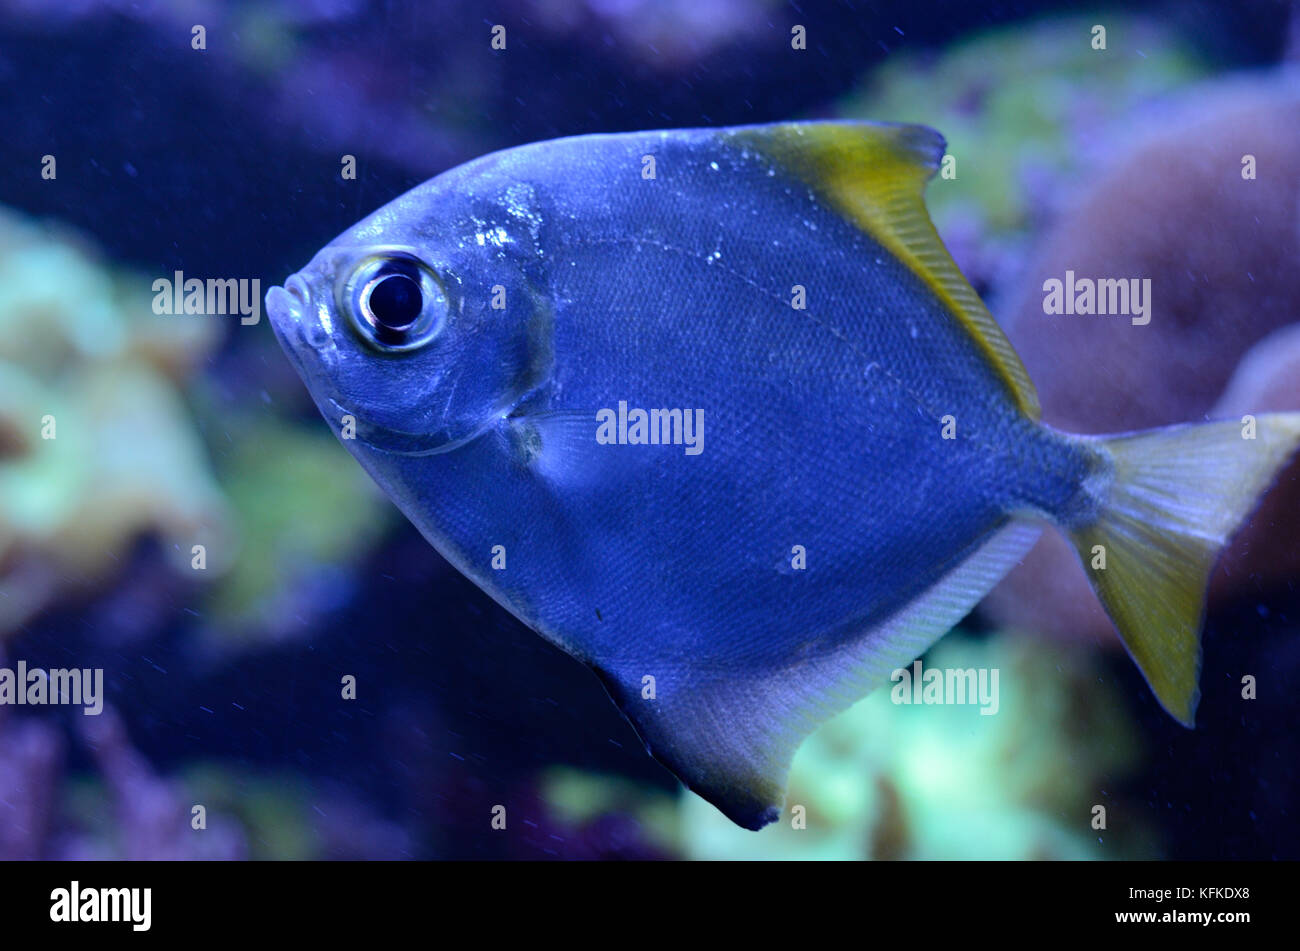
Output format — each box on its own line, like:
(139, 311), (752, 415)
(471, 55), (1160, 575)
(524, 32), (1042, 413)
(522, 0), (775, 71)
(0, 688), (63, 860)
(201, 413), (393, 643)
(0, 664), (246, 861)
(540, 767), (680, 858)
(1, 688), (414, 859)
(178, 766), (415, 860)
(0, 208), (231, 636)
(67, 708), (247, 860)
(985, 80), (1300, 644)
(838, 16), (1206, 289)
(0, 205), (393, 650)
(675, 633), (1151, 859)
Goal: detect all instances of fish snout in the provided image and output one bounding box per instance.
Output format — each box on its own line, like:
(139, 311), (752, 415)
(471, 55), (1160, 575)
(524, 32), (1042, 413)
(267, 273), (335, 355)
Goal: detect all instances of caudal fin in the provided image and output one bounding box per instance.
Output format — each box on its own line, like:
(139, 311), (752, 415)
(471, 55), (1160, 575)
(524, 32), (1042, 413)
(1068, 414), (1300, 726)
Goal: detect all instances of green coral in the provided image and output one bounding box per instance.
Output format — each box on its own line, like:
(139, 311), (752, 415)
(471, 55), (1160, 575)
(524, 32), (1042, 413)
(839, 16), (1206, 236)
(205, 412), (392, 635)
(179, 764), (318, 860)
(0, 206), (393, 644)
(541, 766), (680, 848)
(0, 208), (230, 635)
(537, 633), (1153, 860)
(677, 632), (1150, 860)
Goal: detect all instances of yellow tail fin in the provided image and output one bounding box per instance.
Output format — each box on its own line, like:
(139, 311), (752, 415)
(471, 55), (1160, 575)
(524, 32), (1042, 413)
(1070, 413), (1300, 725)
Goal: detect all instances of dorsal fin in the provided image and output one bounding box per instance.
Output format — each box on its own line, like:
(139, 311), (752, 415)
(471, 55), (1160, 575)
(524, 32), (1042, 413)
(728, 121), (1041, 420)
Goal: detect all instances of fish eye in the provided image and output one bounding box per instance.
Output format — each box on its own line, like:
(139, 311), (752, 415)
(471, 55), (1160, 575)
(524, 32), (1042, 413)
(343, 252), (447, 351)
(365, 273), (423, 332)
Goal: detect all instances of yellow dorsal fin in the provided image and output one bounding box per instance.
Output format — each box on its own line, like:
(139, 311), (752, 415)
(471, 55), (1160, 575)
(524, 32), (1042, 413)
(729, 121), (1041, 420)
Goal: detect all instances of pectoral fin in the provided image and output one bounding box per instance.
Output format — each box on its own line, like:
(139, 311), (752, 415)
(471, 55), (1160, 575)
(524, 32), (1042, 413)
(504, 409), (627, 487)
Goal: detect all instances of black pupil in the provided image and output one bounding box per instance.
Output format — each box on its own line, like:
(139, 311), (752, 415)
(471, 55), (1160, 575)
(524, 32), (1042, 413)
(367, 273), (422, 331)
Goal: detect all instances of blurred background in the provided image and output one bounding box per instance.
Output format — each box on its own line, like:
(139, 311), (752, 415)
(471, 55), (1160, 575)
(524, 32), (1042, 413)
(1, 0), (1298, 859)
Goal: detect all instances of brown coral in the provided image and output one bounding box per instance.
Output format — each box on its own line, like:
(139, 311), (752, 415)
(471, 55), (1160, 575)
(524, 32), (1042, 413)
(985, 84), (1300, 644)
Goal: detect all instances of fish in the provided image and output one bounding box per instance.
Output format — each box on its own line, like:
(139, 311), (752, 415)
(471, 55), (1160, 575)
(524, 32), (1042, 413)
(266, 121), (1300, 830)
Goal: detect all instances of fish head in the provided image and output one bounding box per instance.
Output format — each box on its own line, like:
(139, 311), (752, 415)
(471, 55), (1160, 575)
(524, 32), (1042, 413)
(266, 176), (552, 456)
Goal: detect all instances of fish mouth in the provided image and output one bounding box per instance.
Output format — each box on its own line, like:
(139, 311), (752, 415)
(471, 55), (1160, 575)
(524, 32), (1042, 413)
(266, 276), (315, 351)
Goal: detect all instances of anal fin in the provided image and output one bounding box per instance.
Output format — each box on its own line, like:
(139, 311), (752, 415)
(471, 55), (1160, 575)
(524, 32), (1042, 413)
(592, 521), (1042, 829)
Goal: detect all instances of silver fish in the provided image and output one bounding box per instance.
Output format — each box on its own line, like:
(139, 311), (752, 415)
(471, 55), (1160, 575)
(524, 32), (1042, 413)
(268, 122), (1300, 828)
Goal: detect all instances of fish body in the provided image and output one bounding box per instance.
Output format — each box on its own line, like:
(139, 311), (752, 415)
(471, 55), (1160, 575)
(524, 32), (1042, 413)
(268, 122), (1300, 829)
